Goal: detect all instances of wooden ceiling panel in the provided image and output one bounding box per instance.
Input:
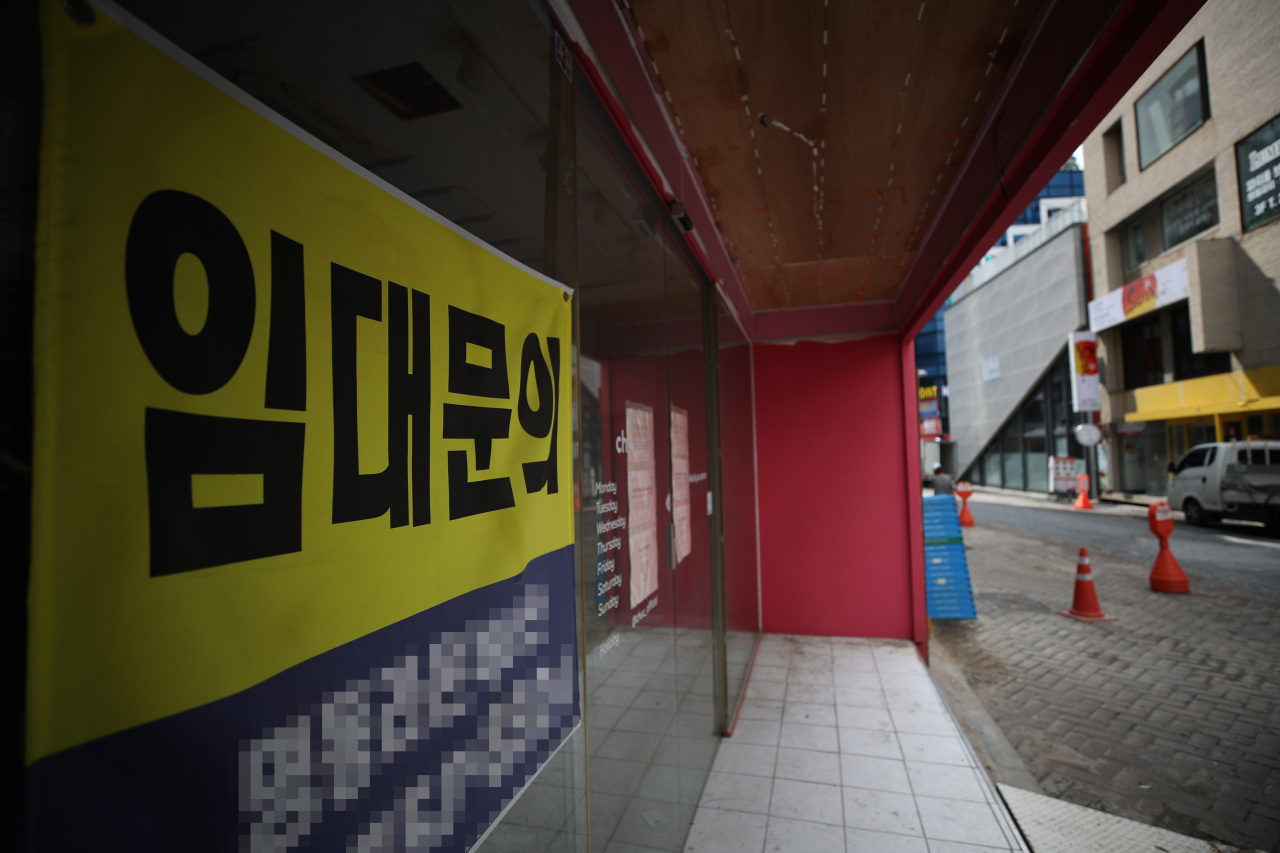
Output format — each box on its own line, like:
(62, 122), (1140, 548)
(625, 0), (1045, 312)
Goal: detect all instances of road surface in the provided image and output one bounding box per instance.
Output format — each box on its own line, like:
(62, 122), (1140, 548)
(964, 491), (1280, 600)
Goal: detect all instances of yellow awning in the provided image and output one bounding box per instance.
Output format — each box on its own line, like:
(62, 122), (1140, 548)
(1124, 366), (1280, 423)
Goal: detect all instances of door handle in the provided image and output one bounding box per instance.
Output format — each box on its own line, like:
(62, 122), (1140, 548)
(667, 523), (676, 571)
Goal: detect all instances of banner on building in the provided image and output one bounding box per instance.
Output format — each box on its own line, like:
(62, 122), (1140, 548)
(1069, 331), (1101, 413)
(1237, 113), (1280, 233)
(1087, 258), (1188, 332)
(30, 3), (575, 850)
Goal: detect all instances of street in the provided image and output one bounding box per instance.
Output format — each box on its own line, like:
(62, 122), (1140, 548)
(930, 489), (1280, 852)
(966, 492), (1280, 600)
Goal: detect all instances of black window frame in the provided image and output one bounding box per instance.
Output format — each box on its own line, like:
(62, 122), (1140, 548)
(1135, 40), (1211, 171)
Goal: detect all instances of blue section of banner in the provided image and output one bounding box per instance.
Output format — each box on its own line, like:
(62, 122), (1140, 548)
(26, 545), (578, 853)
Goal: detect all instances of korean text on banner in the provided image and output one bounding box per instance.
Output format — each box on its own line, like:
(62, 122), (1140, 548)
(29, 2), (575, 850)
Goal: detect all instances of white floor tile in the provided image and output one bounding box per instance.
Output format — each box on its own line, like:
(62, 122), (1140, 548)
(786, 682), (836, 705)
(840, 754), (912, 794)
(831, 655), (877, 674)
(879, 672), (935, 691)
(683, 807), (767, 853)
(833, 669), (878, 688)
(712, 742), (777, 778)
(904, 762), (988, 803)
(875, 658), (925, 676)
(837, 705), (894, 732)
(890, 710), (957, 736)
(753, 665), (789, 682)
(699, 771), (773, 815)
(745, 681), (787, 701)
(783, 702), (838, 727)
(924, 841), (1013, 852)
(738, 699), (784, 721)
(845, 827), (930, 852)
(897, 734), (973, 767)
(881, 689), (945, 714)
(788, 667), (834, 686)
(765, 816), (846, 853)
(770, 779), (845, 826)
(775, 747), (842, 786)
(915, 797), (1010, 848)
(834, 686), (887, 709)
(838, 727), (902, 760)
(779, 722), (840, 753)
(731, 719), (782, 747)
(842, 788), (923, 836)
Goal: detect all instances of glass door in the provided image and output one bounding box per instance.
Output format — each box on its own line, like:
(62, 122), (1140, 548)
(572, 77), (718, 850)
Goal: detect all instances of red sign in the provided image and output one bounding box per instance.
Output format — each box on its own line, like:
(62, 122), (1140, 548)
(1122, 273), (1158, 320)
(921, 417), (942, 437)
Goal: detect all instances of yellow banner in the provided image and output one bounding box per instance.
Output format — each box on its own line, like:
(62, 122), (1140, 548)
(30, 2), (573, 762)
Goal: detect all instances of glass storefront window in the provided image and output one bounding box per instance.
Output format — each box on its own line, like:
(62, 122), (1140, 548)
(1025, 436), (1048, 492)
(983, 449), (1002, 487)
(1136, 41), (1210, 170)
(1001, 420), (1023, 490)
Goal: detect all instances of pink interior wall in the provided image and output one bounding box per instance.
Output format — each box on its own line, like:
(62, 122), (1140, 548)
(753, 337), (921, 640)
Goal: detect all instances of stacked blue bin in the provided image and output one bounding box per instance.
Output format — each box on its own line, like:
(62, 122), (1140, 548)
(922, 494), (976, 620)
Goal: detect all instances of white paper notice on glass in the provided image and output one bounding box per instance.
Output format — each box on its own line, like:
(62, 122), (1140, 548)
(670, 406), (692, 564)
(626, 403), (658, 608)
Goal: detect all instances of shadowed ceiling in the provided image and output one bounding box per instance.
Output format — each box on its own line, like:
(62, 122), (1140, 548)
(626, 0), (1040, 312)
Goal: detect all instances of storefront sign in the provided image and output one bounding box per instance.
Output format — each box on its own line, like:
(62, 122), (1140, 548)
(30, 4), (575, 849)
(1069, 331), (1101, 412)
(1088, 258), (1189, 332)
(1050, 457), (1079, 493)
(921, 417), (943, 437)
(1236, 113), (1280, 232)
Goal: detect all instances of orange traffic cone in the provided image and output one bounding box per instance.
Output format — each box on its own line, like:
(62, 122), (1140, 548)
(1073, 474), (1093, 510)
(1057, 548), (1116, 622)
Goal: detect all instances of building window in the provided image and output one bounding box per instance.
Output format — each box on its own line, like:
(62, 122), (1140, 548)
(1103, 121), (1126, 192)
(1122, 218), (1147, 271)
(1136, 41), (1210, 170)
(1161, 170), (1218, 248)
(1121, 313), (1163, 390)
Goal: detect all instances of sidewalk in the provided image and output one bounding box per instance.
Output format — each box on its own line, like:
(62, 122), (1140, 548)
(683, 634), (1029, 852)
(929, 519), (1280, 851)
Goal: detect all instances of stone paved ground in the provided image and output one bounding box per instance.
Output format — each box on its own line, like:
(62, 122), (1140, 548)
(930, 518), (1280, 852)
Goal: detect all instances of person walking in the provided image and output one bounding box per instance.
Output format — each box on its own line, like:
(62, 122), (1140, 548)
(930, 464), (955, 495)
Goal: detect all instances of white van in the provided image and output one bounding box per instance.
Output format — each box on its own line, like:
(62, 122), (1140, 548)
(1167, 441), (1280, 532)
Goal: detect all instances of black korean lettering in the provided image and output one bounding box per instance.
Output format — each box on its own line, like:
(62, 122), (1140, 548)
(519, 334), (561, 495)
(389, 283), (432, 527)
(443, 404), (516, 519)
(448, 306), (508, 398)
(146, 409), (304, 576)
(331, 263), (391, 523)
(445, 306), (515, 518)
(265, 231), (307, 411)
(331, 265), (431, 527)
(126, 189), (255, 394)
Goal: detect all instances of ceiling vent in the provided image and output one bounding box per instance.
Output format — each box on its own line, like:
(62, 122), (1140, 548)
(354, 62), (461, 121)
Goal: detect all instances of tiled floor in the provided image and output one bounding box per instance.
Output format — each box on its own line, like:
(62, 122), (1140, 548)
(683, 634), (1029, 853)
